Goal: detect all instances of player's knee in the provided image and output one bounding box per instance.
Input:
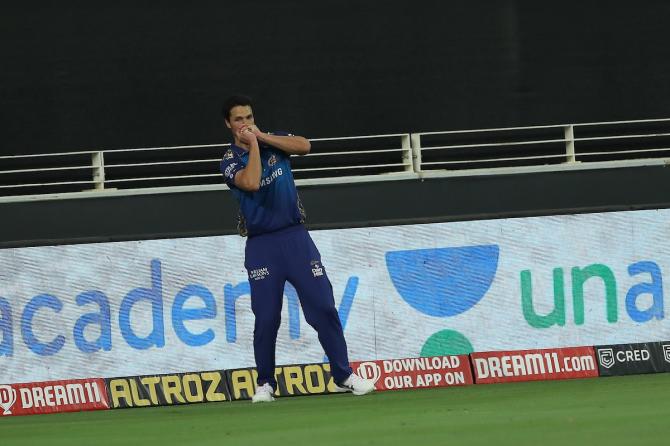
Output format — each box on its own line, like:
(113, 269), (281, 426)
(303, 304), (338, 327)
(254, 314), (281, 332)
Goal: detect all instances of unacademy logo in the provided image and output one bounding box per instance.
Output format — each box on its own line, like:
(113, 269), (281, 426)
(384, 245), (500, 357)
(385, 245), (500, 317)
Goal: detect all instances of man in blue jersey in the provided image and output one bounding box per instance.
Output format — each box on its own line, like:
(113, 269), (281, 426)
(220, 95), (375, 403)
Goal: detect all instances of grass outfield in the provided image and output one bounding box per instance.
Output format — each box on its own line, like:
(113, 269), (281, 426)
(3, 374), (670, 446)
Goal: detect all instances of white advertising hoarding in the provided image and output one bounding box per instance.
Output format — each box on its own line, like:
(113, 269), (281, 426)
(1, 209), (669, 383)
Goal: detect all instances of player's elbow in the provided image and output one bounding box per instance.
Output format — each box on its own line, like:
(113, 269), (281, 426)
(242, 180), (260, 192)
(234, 172), (260, 192)
(298, 139), (311, 155)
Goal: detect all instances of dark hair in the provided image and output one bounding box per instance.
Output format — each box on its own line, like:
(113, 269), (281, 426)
(221, 95), (253, 121)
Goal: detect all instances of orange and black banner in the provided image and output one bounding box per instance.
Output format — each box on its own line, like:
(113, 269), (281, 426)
(105, 370), (230, 408)
(226, 362), (342, 401)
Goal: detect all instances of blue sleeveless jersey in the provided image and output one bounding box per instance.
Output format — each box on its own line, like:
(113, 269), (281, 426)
(220, 131), (305, 236)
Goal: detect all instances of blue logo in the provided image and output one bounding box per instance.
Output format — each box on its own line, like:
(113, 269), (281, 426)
(385, 245), (499, 317)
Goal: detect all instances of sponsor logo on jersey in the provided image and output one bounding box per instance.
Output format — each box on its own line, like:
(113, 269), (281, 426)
(224, 163), (238, 179)
(259, 168), (283, 188)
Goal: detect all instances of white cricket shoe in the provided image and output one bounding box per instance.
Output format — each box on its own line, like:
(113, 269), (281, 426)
(335, 373), (376, 396)
(251, 383), (275, 403)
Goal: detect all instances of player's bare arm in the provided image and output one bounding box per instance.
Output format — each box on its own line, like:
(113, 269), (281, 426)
(250, 125), (311, 155)
(233, 127), (262, 192)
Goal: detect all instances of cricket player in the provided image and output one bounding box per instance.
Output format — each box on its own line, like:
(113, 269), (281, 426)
(220, 95), (375, 402)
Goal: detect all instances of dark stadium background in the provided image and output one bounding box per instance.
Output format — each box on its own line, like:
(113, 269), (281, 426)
(1, 1), (669, 247)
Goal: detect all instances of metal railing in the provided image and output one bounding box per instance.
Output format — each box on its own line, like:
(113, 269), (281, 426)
(412, 118), (670, 173)
(1, 118), (669, 202)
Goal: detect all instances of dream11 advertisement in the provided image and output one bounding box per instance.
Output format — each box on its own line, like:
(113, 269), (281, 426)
(1, 209), (669, 383)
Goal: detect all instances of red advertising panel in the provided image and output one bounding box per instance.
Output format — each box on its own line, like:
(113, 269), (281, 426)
(350, 355), (473, 391)
(471, 346), (598, 384)
(0, 378), (109, 417)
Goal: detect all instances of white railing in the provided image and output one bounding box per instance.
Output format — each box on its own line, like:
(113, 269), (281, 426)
(1, 118), (669, 202)
(412, 118), (670, 174)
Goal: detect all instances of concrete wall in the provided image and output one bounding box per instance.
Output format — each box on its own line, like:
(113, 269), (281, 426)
(2, 164), (669, 248)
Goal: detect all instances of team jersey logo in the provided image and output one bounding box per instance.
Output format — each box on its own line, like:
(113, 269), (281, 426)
(310, 260), (324, 277)
(268, 154), (277, 166)
(223, 150), (235, 160)
(259, 168), (283, 188)
(224, 163), (238, 179)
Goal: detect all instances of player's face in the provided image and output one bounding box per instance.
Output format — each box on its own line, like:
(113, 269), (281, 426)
(226, 105), (255, 137)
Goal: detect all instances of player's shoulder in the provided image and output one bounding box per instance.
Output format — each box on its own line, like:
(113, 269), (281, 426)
(220, 146), (244, 178)
(262, 131), (293, 157)
(223, 148), (236, 161)
(222, 144), (245, 162)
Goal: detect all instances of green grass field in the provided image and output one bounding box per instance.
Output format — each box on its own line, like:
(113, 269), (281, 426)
(3, 374), (670, 446)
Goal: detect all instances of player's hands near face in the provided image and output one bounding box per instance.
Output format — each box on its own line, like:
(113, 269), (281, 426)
(247, 124), (262, 136)
(238, 126), (258, 144)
